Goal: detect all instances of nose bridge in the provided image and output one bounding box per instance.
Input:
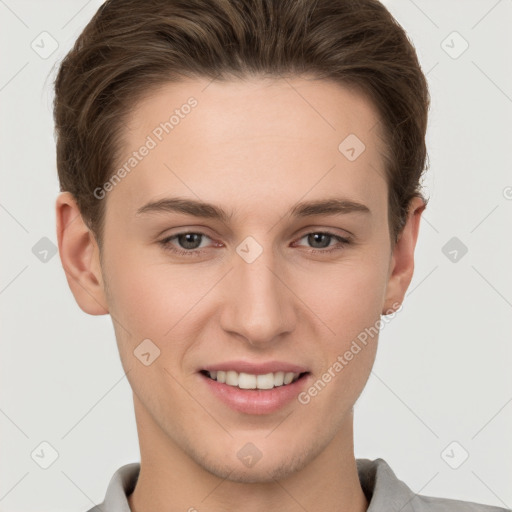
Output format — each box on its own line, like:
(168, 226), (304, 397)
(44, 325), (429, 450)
(220, 238), (295, 345)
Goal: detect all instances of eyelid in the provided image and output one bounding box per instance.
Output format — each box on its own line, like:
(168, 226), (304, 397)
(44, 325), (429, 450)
(292, 230), (352, 250)
(294, 224), (354, 239)
(161, 231), (218, 248)
(156, 224), (217, 239)
(159, 228), (352, 257)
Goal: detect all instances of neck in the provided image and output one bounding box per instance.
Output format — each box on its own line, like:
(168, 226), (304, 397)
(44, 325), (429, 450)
(128, 396), (368, 512)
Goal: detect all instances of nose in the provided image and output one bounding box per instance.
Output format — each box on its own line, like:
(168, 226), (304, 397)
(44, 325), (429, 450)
(219, 246), (297, 348)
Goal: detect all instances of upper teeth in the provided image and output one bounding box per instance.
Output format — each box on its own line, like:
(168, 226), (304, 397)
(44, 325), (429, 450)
(208, 370), (301, 389)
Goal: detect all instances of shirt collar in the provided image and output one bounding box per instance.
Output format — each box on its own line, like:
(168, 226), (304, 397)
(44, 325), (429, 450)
(93, 457), (417, 512)
(357, 458), (417, 511)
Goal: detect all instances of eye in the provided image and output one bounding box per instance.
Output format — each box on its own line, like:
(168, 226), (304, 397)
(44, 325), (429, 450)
(159, 232), (215, 257)
(158, 230), (351, 258)
(294, 231), (351, 254)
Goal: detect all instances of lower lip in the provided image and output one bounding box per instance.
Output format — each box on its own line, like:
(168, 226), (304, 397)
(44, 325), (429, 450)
(200, 372), (311, 415)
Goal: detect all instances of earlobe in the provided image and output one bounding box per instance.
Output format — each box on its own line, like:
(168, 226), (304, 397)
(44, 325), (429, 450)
(55, 192), (109, 315)
(382, 196), (426, 315)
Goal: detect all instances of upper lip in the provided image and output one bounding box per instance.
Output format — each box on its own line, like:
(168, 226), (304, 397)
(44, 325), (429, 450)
(201, 360), (309, 375)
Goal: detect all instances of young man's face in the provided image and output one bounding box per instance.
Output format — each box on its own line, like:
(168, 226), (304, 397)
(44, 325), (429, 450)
(58, 76), (423, 483)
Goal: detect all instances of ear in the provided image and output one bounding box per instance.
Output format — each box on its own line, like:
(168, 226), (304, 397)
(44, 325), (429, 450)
(55, 191), (109, 315)
(382, 195), (426, 315)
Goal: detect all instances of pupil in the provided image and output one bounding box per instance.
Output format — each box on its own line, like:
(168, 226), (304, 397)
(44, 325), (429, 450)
(309, 233), (330, 248)
(180, 233), (201, 249)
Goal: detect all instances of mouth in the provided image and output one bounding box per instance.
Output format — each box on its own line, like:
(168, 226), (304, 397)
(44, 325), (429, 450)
(200, 369), (309, 390)
(198, 363), (312, 415)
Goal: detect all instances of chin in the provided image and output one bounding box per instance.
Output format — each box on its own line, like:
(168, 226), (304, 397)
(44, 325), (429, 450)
(194, 444), (314, 483)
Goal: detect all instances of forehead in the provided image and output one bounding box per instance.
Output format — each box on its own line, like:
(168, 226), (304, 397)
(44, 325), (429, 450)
(108, 76), (388, 224)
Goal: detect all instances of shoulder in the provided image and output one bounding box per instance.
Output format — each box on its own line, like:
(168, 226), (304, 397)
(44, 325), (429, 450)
(411, 494), (510, 511)
(84, 462), (140, 512)
(356, 457), (510, 512)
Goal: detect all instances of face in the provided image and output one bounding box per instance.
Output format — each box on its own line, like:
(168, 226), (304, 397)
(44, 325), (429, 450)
(58, 76), (423, 483)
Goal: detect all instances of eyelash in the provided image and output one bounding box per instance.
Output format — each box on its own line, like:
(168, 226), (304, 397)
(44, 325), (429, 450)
(158, 230), (351, 257)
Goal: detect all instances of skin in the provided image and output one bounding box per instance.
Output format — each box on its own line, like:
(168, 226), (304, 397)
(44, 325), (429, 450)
(56, 76), (425, 512)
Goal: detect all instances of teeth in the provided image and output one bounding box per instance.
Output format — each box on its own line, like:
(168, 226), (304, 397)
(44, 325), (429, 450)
(256, 373), (274, 389)
(206, 370), (301, 389)
(226, 370), (238, 386)
(239, 372), (257, 389)
(283, 372), (295, 385)
(273, 371), (284, 386)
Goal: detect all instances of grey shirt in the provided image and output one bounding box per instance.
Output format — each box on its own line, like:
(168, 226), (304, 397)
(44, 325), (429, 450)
(87, 458), (510, 511)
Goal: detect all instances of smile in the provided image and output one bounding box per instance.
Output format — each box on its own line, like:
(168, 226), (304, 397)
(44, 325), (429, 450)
(199, 364), (311, 414)
(202, 370), (304, 389)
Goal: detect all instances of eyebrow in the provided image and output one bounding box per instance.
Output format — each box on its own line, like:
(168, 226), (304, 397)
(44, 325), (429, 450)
(135, 197), (371, 222)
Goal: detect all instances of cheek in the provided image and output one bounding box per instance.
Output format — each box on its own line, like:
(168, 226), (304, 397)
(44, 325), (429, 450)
(292, 251), (389, 345)
(105, 245), (204, 333)
(101, 247), (193, 362)
(294, 261), (386, 415)
(291, 250), (388, 407)
(102, 247), (231, 386)
(103, 254), (205, 412)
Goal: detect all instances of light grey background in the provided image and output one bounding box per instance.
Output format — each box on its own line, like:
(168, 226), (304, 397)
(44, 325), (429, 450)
(1, 0), (511, 510)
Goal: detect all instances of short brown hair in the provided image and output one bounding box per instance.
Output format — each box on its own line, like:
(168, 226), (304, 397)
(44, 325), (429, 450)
(53, 0), (430, 249)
